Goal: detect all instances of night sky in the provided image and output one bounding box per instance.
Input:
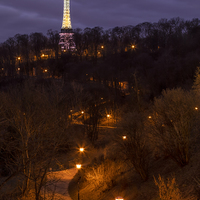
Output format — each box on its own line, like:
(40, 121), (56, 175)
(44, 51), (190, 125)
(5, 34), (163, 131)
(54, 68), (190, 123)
(0, 0), (200, 43)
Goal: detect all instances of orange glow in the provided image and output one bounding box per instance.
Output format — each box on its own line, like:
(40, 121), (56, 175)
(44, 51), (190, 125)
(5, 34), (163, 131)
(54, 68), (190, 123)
(41, 54), (45, 57)
(18, 68), (20, 71)
(107, 114), (110, 118)
(122, 136), (127, 140)
(195, 107), (198, 110)
(44, 69), (48, 72)
(76, 164), (82, 169)
(81, 111), (84, 114)
(115, 197), (124, 200)
(79, 147), (84, 152)
(131, 45), (135, 49)
(148, 116), (152, 119)
(101, 45), (104, 49)
(18, 57), (21, 60)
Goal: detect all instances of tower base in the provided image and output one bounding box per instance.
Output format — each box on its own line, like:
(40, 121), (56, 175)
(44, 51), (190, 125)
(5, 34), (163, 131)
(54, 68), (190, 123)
(59, 30), (75, 52)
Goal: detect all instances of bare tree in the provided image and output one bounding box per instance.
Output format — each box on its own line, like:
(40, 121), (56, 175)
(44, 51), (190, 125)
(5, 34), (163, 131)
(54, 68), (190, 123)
(148, 88), (198, 166)
(0, 80), (71, 200)
(116, 112), (150, 181)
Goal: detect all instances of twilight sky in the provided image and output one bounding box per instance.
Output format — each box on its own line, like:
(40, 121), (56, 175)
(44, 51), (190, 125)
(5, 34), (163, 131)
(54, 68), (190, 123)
(0, 0), (200, 43)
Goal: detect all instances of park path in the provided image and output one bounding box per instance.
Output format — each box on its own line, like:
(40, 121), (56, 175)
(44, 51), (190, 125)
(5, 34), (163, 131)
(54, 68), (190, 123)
(44, 168), (78, 200)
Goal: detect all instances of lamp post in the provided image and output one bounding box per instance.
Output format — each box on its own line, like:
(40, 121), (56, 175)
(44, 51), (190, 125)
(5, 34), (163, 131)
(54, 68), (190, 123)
(107, 114), (110, 126)
(76, 164), (82, 200)
(81, 111), (84, 121)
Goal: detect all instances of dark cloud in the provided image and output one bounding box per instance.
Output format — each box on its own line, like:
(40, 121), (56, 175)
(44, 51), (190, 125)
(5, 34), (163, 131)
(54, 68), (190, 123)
(0, 0), (200, 43)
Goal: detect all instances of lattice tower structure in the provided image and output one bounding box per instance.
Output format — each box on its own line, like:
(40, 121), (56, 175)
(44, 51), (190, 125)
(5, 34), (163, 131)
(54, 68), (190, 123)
(59, 0), (75, 51)
(61, 0), (72, 30)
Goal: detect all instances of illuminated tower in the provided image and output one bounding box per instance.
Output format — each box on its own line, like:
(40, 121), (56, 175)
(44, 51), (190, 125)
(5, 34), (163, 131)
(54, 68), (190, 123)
(59, 0), (75, 51)
(61, 0), (72, 30)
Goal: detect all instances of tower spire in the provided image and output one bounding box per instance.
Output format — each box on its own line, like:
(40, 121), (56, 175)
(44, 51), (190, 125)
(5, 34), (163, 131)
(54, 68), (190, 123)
(61, 0), (72, 30)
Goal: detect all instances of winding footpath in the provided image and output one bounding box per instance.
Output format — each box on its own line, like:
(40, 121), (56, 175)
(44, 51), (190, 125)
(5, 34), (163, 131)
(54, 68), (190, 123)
(44, 168), (78, 200)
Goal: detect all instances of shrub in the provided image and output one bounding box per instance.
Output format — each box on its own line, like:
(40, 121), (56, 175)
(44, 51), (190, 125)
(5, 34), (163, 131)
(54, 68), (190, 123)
(154, 175), (182, 200)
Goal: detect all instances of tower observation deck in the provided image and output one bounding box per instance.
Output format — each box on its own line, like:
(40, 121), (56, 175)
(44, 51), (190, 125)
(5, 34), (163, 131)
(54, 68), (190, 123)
(59, 0), (75, 51)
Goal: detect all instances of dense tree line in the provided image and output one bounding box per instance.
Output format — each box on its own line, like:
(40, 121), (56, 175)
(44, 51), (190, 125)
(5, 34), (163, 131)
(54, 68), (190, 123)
(0, 18), (200, 101)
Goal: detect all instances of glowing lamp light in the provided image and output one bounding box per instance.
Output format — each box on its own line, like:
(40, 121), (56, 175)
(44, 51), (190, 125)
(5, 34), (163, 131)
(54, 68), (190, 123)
(107, 114), (110, 118)
(79, 147), (84, 152)
(131, 45), (135, 49)
(41, 54), (45, 57)
(148, 116), (152, 119)
(101, 45), (104, 49)
(76, 164), (82, 169)
(44, 69), (48, 72)
(122, 136), (127, 140)
(81, 111), (84, 114)
(195, 107), (198, 110)
(18, 57), (21, 60)
(115, 197), (124, 200)
(18, 68), (20, 71)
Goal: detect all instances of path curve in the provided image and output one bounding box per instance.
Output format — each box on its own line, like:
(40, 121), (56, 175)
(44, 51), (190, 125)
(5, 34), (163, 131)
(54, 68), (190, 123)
(44, 168), (78, 200)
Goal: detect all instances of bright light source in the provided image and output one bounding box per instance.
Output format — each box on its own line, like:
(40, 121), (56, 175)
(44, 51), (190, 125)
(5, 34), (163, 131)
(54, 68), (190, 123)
(44, 69), (48, 72)
(107, 114), (110, 118)
(81, 111), (84, 114)
(101, 45), (104, 49)
(76, 164), (82, 169)
(195, 107), (198, 110)
(79, 147), (84, 152)
(148, 116), (152, 119)
(115, 197), (124, 200)
(18, 68), (20, 71)
(41, 54), (45, 57)
(131, 45), (135, 49)
(18, 57), (21, 60)
(122, 136), (127, 140)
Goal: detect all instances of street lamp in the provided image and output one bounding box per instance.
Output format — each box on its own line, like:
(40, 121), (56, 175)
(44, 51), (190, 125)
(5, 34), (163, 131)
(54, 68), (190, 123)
(81, 111), (84, 121)
(76, 164), (81, 169)
(107, 114), (111, 126)
(79, 147), (84, 152)
(76, 164), (82, 200)
(195, 107), (198, 110)
(122, 135), (127, 140)
(115, 197), (124, 200)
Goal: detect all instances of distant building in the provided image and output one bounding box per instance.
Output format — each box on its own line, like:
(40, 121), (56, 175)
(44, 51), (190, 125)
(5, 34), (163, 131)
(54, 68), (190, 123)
(59, 0), (75, 51)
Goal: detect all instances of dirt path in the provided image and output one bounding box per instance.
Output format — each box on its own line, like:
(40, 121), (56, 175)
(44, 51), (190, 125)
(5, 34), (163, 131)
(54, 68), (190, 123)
(43, 168), (78, 200)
